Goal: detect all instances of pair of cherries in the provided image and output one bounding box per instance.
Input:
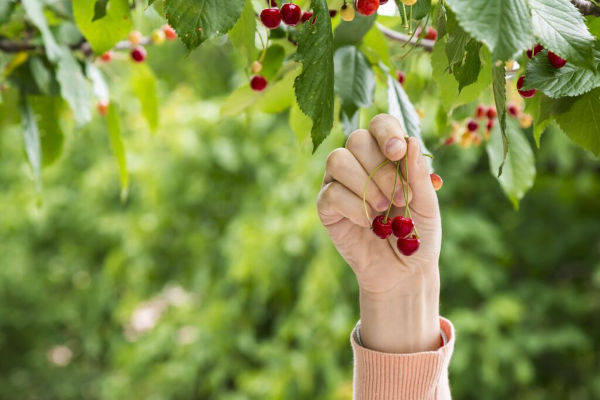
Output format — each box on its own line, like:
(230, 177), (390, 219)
(372, 215), (420, 256)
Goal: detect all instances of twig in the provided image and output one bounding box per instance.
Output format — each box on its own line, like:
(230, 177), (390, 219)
(0, 36), (151, 55)
(571, 0), (600, 15)
(376, 23), (435, 52)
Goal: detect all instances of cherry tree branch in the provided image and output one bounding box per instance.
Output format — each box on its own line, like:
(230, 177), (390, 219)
(571, 0), (600, 16)
(376, 23), (435, 52)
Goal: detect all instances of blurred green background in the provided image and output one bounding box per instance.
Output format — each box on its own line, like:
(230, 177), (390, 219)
(1, 23), (600, 400)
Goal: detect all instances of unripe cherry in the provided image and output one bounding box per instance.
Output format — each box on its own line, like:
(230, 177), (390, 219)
(401, 0), (417, 5)
(97, 100), (109, 116)
(128, 30), (143, 45)
(100, 52), (112, 62)
(130, 46), (147, 62)
(340, 3), (355, 21)
(430, 173), (443, 191)
(151, 29), (166, 45)
(162, 24), (177, 40)
(250, 61), (263, 74)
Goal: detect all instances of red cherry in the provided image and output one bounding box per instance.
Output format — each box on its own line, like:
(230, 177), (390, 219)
(424, 27), (438, 40)
(444, 136), (455, 146)
(379, 0), (389, 3)
(162, 24), (177, 40)
(354, 0), (380, 16)
(130, 46), (147, 62)
(475, 104), (486, 119)
(430, 173), (443, 191)
(397, 71), (405, 85)
(507, 103), (519, 117)
(250, 75), (268, 91)
(329, 10), (338, 17)
(517, 75), (536, 98)
(486, 106), (497, 119)
(391, 216), (414, 238)
(100, 52), (112, 62)
(97, 100), (109, 116)
(261, 8), (281, 29)
(280, 3), (301, 26)
(467, 120), (479, 132)
(526, 44), (544, 59)
(486, 119), (494, 131)
(301, 11), (313, 23)
(267, 0), (278, 6)
(397, 235), (420, 256)
(372, 215), (392, 239)
(548, 51), (567, 68)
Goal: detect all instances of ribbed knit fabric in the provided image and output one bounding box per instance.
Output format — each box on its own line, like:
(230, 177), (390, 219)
(351, 317), (455, 400)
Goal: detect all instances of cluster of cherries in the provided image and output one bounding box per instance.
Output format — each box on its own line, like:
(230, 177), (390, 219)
(95, 25), (178, 116)
(366, 157), (443, 256)
(517, 44), (567, 98)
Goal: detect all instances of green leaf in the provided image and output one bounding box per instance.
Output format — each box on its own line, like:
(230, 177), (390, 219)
(525, 93), (577, 146)
(164, 0), (245, 50)
(256, 65), (301, 113)
(289, 99), (312, 144)
(445, 26), (470, 68)
(131, 63), (159, 132)
(29, 96), (64, 167)
(18, 95), (42, 190)
(86, 63), (109, 102)
(528, 0), (595, 70)
(92, 0), (109, 21)
(492, 63), (508, 177)
(524, 50), (600, 98)
(334, 46), (375, 133)
(29, 56), (59, 96)
(294, 0), (335, 151)
(106, 103), (129, 198)
(333, 13), (376, 49)
(21, 0), (62, 61)
(555, 88), (600, 155)
(387, 75), (431, 158)
(56, 50), (92, 126)
(0, 1), (15, 24)
(486, 118), (536, 209)
(228, 0), (256, 64)
(220, 85), (261, 117)
(396, 0), (432, 21)
(445, 0), (534, 61)
(73, 0), (132, 55)
(360, 24), (392, 70)
(454, 40), (481, 92)
(261, 45), (285, 80)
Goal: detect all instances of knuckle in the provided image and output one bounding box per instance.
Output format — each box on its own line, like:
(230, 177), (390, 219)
(325, 148), (350, 173)
(345, 129), (369, 153)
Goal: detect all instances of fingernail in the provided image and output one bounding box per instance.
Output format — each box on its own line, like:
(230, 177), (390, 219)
(377, 199), (389, 212)
(386, 138), (403, 158)
(394, 191), (404, 205)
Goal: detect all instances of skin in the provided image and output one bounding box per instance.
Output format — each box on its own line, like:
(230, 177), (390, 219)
(317, 114), (441, 354)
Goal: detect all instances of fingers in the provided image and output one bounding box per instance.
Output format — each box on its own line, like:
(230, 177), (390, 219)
(317, 181), (374, 228)
(346, 129), (408, 207)
(369, 114), (408, 161)
(400, 137), (439, 217)
(323, 148), (389, 212)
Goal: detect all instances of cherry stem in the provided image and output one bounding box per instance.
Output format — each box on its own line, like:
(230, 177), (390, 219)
(409, 5), (413, 35)
(384, 161), (401, 221)
(402, 3), (409, 30)
(422, 152), (433, 159)
(402, 154), (420, 238)
(363, 159), (391, 225)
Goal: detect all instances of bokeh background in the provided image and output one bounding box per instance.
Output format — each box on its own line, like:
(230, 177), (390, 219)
(1, 14), (600, 400)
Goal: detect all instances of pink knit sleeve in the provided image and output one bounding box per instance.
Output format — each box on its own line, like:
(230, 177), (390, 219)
(351, 317), (455, 400)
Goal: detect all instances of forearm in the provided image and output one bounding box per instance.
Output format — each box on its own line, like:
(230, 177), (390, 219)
(359, 273), (440, 354)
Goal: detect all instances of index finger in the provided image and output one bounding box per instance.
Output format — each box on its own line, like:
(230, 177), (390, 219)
(368, 114), (408, 161)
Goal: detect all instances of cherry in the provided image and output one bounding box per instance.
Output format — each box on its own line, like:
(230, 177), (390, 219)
(280, 3), (301, 26)
(467, 120), (479, 132)
(380, 0), (389, 3)
(475, 104), (486, 119)
(329, 10), (338, 17)
(517, 75), (536, 98)
(250, 75), (268, 91)
(424, 27), (438, 41)
(397, 71), (405, 85)
(267, 0), (278, 6)
(430, 173), (443, 191)
(401, 0), (417, 4)
(486, 119), (494, 131)
(162, 24), (177, 40)
(261, 8), (281, 29)
(130, 46), (147, 62)
(250, 61), (263, 74)
(486, 106), (497, 119)
(391, 216), (414, 238)
(397, 235), (420, 256)
(372, 215), (392, 239)
(472, 133), (483, 146)
(526, 44), (544, 59)
(301, 11), (313, 23)
(97, 100), (109, 116)
(548, 51), (567, 68)
(443, 136), (455, 146)
(128, 30), (142, 45)
(354, 0), (379, 16)
(152, 29), (166, 45)
(100, 52), (112, 62)
(507, 103), (519, 117)
(340, 3), (355, 21)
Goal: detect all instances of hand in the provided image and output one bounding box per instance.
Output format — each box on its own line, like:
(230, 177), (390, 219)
(316, 114), (442, 353)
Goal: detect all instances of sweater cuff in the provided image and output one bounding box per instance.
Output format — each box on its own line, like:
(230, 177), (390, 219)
(351, 317), (455, 400)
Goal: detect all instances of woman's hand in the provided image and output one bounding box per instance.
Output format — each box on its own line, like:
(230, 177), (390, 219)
(317, 114), (442, 354)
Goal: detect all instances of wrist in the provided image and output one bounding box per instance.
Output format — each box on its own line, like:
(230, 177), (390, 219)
(358, 274), (440, 354)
